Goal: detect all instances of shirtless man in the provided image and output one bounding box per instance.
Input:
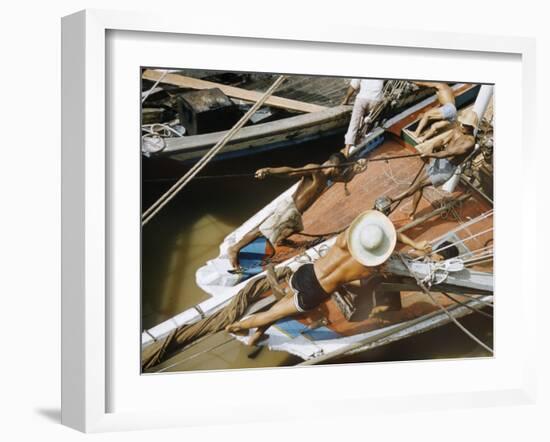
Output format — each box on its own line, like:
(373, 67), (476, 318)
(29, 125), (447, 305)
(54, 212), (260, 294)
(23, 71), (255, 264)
(226, 152), (366, 270)
(389, 109), (478, 220)
(342, 78), (385, 157)
(226, 210), (430, 345)
(413, 81), (457, 141)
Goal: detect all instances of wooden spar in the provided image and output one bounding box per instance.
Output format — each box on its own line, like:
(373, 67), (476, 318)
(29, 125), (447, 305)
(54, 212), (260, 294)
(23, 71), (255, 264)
(396, 193), (471, 233)
(142, 69), (327, 114)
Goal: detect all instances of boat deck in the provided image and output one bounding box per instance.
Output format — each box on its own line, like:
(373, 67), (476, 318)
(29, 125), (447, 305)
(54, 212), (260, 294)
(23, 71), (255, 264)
(177, 70), (350, 108)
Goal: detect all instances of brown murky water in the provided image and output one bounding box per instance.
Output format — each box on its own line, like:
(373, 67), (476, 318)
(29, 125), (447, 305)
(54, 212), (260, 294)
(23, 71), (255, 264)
(141, 135), (492, 373)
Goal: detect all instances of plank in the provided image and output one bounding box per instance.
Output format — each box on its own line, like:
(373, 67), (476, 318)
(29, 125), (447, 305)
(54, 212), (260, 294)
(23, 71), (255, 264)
(142, 69), (327, 113)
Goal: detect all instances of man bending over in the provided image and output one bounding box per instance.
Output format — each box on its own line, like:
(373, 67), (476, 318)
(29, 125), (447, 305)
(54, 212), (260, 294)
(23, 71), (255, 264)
(226, 210), (430, 345)
(389, 109), (478, 220)
(227, 152), (366, 270)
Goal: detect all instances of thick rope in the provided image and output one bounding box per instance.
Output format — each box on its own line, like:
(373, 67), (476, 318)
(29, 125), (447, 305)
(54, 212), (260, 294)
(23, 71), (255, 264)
(141, 266), (292, 371)
(142, 75), (287, 226)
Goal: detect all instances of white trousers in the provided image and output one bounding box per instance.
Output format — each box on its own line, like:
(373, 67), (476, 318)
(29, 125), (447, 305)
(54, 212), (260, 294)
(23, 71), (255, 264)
(344, 97), (378, 145)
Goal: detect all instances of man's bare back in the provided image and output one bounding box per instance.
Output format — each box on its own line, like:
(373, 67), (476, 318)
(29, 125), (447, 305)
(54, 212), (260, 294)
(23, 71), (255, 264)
(419, 126), (475, 166)
(314, 231), (377, 294)
(290, 170), (330, 212)
(415, 81), (455, 105)
(227, 153), (363, 270)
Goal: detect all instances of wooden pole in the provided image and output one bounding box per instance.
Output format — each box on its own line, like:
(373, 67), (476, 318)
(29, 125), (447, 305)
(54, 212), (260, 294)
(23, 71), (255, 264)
(142, 70), (325, 113)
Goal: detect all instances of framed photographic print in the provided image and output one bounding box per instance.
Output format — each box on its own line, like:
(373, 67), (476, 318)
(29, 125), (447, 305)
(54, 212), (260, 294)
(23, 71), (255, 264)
(62, 9), (537, 433)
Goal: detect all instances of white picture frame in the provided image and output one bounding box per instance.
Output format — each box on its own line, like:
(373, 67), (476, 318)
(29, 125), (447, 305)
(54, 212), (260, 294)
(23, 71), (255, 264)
(61, 9), (537, 433)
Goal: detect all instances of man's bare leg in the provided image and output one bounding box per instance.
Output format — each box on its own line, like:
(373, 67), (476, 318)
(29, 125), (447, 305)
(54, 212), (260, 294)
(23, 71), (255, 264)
(408, 187), (424, 220)
(418, 120), (450, 142)
(389, 171), (430, 205)
(227, 227), (263, 269)
(413, 108), (442, 137)
(413, 112), (432, 137)
(226, 293), (299, 345)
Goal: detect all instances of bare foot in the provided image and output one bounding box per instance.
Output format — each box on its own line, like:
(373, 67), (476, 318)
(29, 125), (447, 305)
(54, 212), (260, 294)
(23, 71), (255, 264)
(227, 245), (239, 269)
(225, 323), (248, 337)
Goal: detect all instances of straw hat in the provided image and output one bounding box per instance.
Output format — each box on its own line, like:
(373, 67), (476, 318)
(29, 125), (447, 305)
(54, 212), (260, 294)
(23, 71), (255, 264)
(458, 109), (479, 129)
(346, 210), (396, 266)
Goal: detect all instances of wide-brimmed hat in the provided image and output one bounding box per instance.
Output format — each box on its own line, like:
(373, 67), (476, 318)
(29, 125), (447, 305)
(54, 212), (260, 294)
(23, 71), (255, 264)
(346, 210), (396, 266)
(457, 109), (479, 129)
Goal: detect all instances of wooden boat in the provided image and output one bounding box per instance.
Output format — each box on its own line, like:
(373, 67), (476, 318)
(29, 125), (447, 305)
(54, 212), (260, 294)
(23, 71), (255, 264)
(141, 83), (493, 372)
(141, 70), (439, 163)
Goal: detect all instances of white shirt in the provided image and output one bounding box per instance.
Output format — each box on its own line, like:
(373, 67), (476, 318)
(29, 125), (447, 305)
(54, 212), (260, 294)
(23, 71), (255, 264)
(350, 79), (384, 101)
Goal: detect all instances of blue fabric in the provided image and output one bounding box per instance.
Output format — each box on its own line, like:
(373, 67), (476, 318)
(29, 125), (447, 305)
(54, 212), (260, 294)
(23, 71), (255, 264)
(237, 236), (271, 280)
(275, 318), (341, 341)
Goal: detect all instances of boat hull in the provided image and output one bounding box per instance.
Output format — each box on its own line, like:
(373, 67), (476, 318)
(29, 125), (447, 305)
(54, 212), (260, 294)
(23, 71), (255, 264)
(145, 105), (352, 163)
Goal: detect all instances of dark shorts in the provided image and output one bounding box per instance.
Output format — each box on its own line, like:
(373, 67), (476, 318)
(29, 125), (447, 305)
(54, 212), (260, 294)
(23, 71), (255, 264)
(290, 263), (330, 312)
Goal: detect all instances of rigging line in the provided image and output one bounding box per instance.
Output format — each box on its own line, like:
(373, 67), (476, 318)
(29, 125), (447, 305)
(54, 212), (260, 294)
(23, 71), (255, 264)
(142, 152), (423, 184)
(141, 70), (170, 104)
(142, 75), (287, 226)
(398, 254), (493, 354)
(463, 257), (494, 268)
(414, 227), (494, 261)
(429, 209), (493, 245)
(446, 292), (494, 309)
(462, 252), (494, 264)
(455, 245), (493, 260)
(387, 162), (426, 216)
(440, 292), (493, 319)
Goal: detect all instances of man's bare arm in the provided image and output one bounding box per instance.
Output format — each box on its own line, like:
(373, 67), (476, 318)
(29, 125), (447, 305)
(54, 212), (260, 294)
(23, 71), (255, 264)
(413, 81), (439, 89)
(397, 232), (431, 253)
(417, 130), (454, 154)
(422, 136), (475, 159)
(255, 163), (322, 179)
(342, 85), (357, 105)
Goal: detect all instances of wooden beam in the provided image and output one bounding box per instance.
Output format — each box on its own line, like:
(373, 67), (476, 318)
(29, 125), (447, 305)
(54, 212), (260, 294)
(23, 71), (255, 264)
(396, 193), (471, 233)
(142, 69), (327, 114)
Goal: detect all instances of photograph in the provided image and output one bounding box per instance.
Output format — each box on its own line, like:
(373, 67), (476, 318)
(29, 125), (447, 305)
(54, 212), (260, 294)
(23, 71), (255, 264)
(140, 68), (494, 374)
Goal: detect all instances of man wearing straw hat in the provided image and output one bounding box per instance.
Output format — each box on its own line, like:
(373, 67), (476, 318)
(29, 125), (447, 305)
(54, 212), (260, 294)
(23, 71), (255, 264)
(226, 210), (430, 345)
(388, 109), (479, 220)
